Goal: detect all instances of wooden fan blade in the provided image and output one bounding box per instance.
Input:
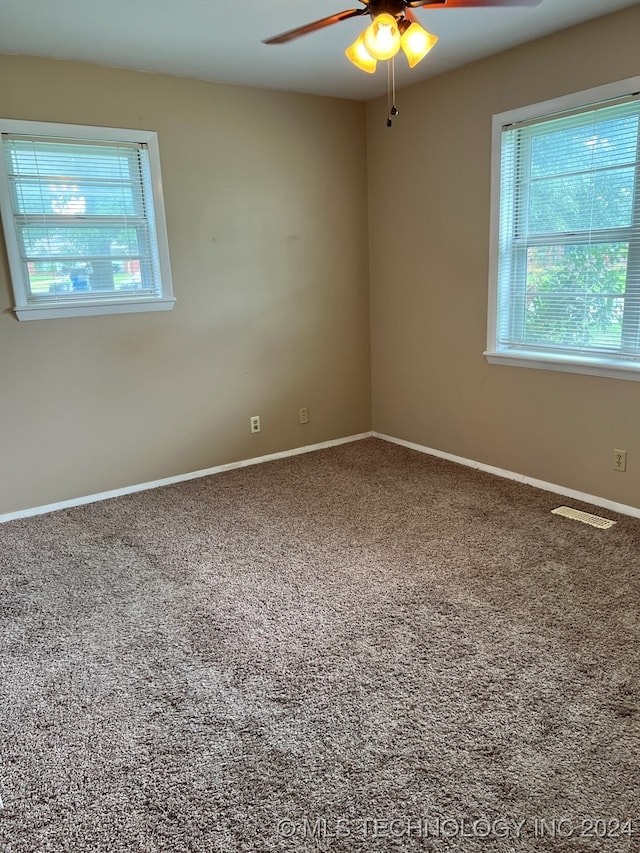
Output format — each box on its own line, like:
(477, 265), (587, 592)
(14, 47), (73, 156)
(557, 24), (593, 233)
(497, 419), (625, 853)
(408, 0), (542, 7)
(263, 8), (368, 44)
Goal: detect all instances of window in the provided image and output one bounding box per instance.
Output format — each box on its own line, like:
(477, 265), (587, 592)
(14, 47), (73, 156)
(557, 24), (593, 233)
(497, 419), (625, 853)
(0, 120), (175, 320)
(486, 78), (640, 381)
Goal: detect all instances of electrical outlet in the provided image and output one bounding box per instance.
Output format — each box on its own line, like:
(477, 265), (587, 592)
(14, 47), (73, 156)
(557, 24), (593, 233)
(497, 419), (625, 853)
(299, 407), (309, 425)
(250, 415), (261, 434)
(613, 448), (627, 472)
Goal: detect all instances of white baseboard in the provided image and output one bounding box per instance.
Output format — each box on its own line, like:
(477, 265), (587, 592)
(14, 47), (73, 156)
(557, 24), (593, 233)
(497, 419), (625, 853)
(5, 429), (638, 524)
(374, 432), (640, 520)
(0, 432), (374, 524)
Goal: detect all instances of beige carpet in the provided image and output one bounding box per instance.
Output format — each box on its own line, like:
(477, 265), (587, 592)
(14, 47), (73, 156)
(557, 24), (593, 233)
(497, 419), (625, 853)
(1, 438), (639, 851)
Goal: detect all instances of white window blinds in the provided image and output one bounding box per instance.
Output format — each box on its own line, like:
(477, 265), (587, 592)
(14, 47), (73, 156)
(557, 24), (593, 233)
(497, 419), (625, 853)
(496, 95), (640, 364)
(1, 134), (163, 302)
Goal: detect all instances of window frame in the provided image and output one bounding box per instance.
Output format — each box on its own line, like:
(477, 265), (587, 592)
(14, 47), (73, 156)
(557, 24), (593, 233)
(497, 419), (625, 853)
(486, 76), (640, 382)
(0, 119), (175, 321)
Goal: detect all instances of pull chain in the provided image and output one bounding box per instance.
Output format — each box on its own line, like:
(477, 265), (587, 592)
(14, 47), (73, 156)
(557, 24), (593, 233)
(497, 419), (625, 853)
(386, 56), (399, 127)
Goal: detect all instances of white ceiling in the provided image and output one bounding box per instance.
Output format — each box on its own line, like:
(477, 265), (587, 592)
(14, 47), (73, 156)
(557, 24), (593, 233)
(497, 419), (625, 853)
(1, 0), (637, 101)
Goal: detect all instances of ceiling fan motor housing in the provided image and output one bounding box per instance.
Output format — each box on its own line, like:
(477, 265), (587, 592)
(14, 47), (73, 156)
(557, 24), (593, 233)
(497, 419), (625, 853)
(366, 0), (409, 21)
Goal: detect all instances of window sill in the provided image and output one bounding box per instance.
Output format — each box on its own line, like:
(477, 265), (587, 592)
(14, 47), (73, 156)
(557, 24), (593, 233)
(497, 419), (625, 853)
(14, 297), (176, 321)
(484, 350), (640, 382)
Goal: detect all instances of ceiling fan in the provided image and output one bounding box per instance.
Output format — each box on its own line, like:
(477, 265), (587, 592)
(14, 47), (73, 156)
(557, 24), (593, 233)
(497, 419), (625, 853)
(264, 0), (543, 74)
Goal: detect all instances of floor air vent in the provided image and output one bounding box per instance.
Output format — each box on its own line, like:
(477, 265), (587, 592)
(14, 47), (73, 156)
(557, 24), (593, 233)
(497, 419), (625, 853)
(551, 506), (616, 529)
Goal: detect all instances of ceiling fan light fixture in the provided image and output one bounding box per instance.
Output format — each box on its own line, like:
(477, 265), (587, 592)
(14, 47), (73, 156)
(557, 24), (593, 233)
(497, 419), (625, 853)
(345, 32), (378, 73)
(400, 22), (439, 68)
(362, 13), (401, 61)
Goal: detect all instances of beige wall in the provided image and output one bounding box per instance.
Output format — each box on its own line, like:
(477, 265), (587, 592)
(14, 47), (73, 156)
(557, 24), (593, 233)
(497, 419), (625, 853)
(0, 57), (371, 514)
(3, 7), (639, 518)
(368, 6), (640, 509)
